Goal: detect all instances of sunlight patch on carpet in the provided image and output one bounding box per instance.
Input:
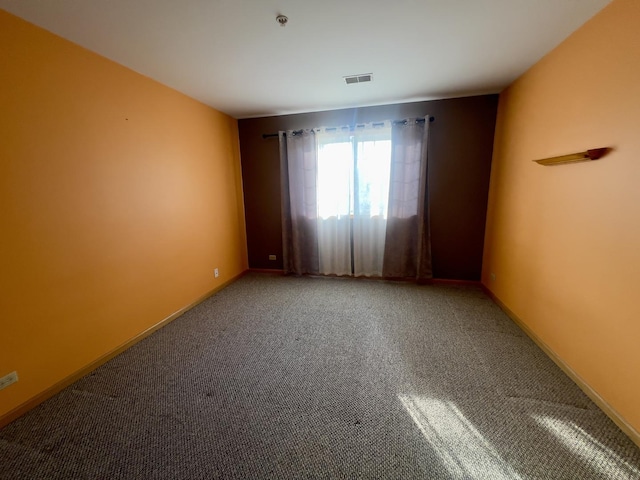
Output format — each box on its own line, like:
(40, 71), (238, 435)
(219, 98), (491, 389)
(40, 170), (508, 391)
(399, 395), (521, 479)
(533, 414), (640, 478)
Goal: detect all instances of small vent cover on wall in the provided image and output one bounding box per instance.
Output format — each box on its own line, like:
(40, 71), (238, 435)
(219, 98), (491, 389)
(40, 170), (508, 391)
(344, 73), (372, 85)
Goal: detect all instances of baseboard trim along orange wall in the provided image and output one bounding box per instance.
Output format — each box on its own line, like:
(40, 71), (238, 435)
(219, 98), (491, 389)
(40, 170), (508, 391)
(483, 286), (640, 449)
(0, 271), (246, 429)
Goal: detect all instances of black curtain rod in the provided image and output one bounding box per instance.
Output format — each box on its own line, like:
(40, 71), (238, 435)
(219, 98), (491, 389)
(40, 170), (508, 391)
(262, 116), (435, 139)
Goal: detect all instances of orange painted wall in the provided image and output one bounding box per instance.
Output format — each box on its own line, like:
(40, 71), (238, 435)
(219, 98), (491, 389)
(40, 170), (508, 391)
(483, 0), (640, 432)
(0, 10), (247, 418)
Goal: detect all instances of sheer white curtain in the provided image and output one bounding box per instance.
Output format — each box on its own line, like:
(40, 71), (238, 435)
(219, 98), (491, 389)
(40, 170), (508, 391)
(315, 129), (352, 275)
(352, 128), (391, 276)
(315, 123), (391, 276)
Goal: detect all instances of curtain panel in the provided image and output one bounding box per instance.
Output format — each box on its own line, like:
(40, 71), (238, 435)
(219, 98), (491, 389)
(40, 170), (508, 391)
(279, 129), (320, 275)
(279, 118), (432, 281)
(382, 119), (432, 280)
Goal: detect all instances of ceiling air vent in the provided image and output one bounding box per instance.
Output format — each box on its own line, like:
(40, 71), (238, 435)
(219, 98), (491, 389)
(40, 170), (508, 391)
(344, 73), (372, 85)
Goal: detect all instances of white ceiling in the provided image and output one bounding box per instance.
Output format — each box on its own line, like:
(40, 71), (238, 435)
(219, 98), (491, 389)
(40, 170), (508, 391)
(1, 0), (611, 119)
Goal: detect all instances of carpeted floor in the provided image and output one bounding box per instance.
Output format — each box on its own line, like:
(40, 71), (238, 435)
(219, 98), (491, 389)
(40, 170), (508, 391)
(1, 273), (639, 479)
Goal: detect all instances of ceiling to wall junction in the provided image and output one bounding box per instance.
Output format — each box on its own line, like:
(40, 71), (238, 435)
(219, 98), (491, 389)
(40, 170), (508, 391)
(0, 0), (611, 118)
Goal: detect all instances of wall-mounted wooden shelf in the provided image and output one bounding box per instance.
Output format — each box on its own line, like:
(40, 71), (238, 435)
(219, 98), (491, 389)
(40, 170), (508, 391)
(533, 148), (610, 166)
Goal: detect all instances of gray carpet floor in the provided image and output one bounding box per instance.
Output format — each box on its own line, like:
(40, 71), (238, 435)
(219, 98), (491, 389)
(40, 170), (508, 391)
(1, 273), (639, 479)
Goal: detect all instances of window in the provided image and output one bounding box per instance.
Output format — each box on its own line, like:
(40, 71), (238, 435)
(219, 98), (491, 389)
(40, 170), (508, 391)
(316, 125), (392, 220)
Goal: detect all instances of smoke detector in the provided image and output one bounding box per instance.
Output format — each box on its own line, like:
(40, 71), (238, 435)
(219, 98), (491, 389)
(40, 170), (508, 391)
(276, 15), (288, 27)
(344, 73), (373, 85)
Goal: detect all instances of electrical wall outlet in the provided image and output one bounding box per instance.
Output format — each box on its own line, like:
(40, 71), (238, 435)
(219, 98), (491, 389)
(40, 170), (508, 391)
(214, 268), (219, 278)
(269, 254), (277, 261)
(0, 371), (18, 391)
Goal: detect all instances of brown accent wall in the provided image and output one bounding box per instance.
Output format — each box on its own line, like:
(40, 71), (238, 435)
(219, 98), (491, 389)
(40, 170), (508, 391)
(239, 95), (498, 280)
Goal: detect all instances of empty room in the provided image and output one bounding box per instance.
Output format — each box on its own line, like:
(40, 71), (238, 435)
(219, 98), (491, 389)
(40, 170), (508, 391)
(1, 0), (639, 478)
